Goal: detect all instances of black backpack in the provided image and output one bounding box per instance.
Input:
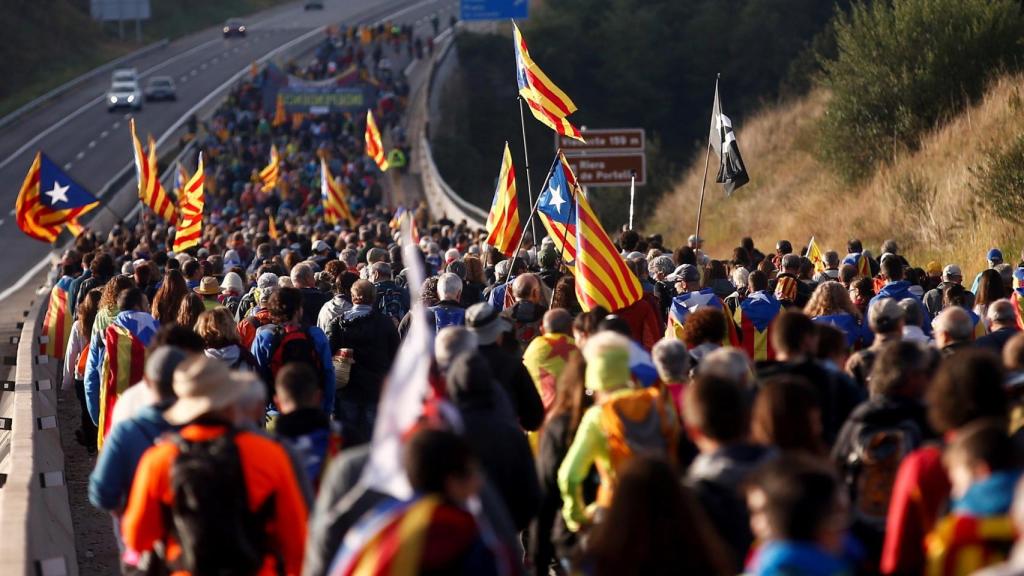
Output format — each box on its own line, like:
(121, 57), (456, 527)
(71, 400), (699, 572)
(844, 419), (923, 530)
(269, 324), (322, 380)
(169, 427), (272, 575)
(376, 285), (408, 325)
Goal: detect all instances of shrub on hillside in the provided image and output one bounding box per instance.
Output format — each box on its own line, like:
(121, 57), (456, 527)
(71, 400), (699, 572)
(973, 134), (1024, 227)
(818, 0), (1024, 181)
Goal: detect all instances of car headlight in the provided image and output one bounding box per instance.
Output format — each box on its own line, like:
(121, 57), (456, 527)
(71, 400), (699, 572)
(223, 27), (230, 33)
(239, 26), (246, 32)
(127, 95), (135, 102)
(109, 95), (118, 103)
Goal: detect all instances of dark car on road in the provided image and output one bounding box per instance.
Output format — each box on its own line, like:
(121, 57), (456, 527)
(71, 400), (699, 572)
(223, 19), (246, 38)
(304, 0), (325, 9)
(144, 76), (176, 102)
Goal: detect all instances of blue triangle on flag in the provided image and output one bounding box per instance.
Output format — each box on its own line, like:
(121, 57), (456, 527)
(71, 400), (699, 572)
(38, 154), (98, 210)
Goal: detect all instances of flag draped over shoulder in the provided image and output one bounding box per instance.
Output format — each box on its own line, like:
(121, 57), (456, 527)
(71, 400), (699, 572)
(130, 119), (177, 223)
(321, 158), (357, 229)
(537, 155), (579, 265)
(172, 154), (205, 253)
(41, 276), (74, 358)
(665, 288), (739, 348)
(97, 323), (149, 448)
(259, 144), (280, 190)
(734, 292), (781, 361)
(710, 83), (749, 196)
(485, 142), (523, 256)
(512, 22), (584, 142)
(806, 236), (826, 274)
(365, 110), (389, 172)
(16, 152), (99, 243)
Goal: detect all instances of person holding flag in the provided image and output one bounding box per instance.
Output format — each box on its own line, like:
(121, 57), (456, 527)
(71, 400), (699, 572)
(16, 152), (99, 243)
(484, 143), (522, 257)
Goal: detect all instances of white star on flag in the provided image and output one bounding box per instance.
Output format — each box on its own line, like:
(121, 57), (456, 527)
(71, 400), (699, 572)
(45, 181), (70, 205)
(549, 184), (565, 213)
(683, 290), (716, 313)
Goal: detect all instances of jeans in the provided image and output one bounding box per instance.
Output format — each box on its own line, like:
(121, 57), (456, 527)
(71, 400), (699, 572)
(334, 400), (377, 448)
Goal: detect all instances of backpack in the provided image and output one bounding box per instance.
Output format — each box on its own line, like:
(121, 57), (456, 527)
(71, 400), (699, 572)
(168, 427), (271, 574)
(430, 305), (466, 333)
(376, 285), (408, 325)
(844, 419), (923, 529)
(599, 388), (679, 497)
(269, 325), (322, 380)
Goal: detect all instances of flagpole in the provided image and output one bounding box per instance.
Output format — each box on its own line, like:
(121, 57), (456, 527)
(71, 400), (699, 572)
(628, 169), (636, 230)
(516, 95), (538, 243)
(694, 73), (720, 241)
(503, 158), (557, 305)
(551, 163), (580, 307)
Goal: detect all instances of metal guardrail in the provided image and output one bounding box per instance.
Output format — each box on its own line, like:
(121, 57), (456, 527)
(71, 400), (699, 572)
(417, 30), (488, 230)
(0, 39), (170, 131)
(0, 297), (77, 576)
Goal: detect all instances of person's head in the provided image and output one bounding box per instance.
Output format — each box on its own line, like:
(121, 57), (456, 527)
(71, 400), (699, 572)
(932, 306), (973, 349)
(987, 299), (1018, 332)
(770, 311), (817, 361)
(596, 315), (632, 339)
(880, 255), (903, 282)
(194, 308), (241, 349)
(652, 339), (690, 383)
(1005, 332), (1024, 372)
(839, 265), (858, 288)
(781, 253), (801, 274)
(143, 346), (188, 402)
(731, 267), (750, 291)
(680, 308), (726, 349)
(927, 350), (1007, 434)
(339, 248), (358, 270)
(945, 418), (1018, 500)
(149, 323), (205, 353)
(100, 274), (137, 311)
(897, 298), (923, 330)
(163, 356), (255, 425)
(182, 259), (201, 281)
(290, 262), (315, 289)
(752, 376), (824, 455)
(404, 428), (481, 505)
(869, 341), (939, 399)
(868, 297), (904, 336)
(815, 324), (851, 370)
(988, 248), (1004, 267)
(542, 308), (573, 336)
(267, 286), (303, 324)
(668, 264), (700, 293)
(746, 455), (846, 548)
(775, 240), (793, 257)
(436, 272), (463, 303)
(697, 347), (753, 389)
(77, 289), (104, 341)
(823, 250), (840, 270)
(462, 254), (485, 284)
(350, 279), (376, 305)
(582, 331), (633, 396)
(368, 261), (392, 283)
(512, 273), (542, 304)
(273, 363), (321, 414)
(465, 302), (512, 346)
(684, 374), (749, 450)
(620, 229), (640, 252)
(434, 326), (479, 374)
(804, 281), (860, 320)
(649, 255), (675, 282)
(976, 269), (1007, 307)
(747, 270), (768, 294)
(942, 283), (970, 309)
(117, 287), (149, 313)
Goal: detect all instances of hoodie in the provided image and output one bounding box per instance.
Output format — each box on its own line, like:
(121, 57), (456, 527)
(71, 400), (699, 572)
(870, 281), (932, 335)
(89, 403), (176, 511)
(953, 470), (1023, 517)
(749, 540), (852, 576)
(204, 344), (253, 371)
(84, 310), (160, 425)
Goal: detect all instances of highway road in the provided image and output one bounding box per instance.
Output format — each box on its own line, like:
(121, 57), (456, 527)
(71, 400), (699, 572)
(0, 0), (458, 300)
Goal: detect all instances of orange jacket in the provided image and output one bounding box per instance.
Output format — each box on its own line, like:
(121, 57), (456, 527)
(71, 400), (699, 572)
(121, 423), (308, 576)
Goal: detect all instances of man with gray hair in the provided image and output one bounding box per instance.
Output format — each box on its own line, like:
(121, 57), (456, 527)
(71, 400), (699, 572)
(649, 254), (677, 318)
(292, 261), (330, 328)
(974, 299), (1020, 355)
(339, 248), (359, 272)
(813, 251), (842, 283)
(776, 253), (812, 307)
(932, 306), (974, 357)
(847, 298), (904, 389)
(652, 339), (690, 418)
(428, 272), (465, 333)
(697, 347), (753, 390)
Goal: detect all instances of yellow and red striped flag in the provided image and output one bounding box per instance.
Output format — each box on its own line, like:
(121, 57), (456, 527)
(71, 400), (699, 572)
(130, 119), (177, 223)
(484, 143), (523, 256)
(321, 158), (357, 229)
(97, 323), (150, 449)
(41, 276), (74, 358)
(365, 109), (389, 172)
(15, 152), (98, 243)
(513, 22), (584, 142)
(259, 144), (280, 190)
(268, 210), (280, 240)
(172, 154), (205, 253)
(273, 94), (287, 127)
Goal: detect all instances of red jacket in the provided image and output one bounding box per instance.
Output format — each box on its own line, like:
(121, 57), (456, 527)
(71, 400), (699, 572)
(881, 444), (950, 574)
(617, 295), (664, 351)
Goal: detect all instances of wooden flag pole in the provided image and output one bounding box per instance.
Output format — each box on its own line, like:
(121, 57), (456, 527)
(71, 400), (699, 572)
(517, 96), (539, 243)
(695, 74), (720, 241)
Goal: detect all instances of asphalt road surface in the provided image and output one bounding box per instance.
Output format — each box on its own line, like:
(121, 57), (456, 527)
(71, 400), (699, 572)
(0, 0), (458, 301)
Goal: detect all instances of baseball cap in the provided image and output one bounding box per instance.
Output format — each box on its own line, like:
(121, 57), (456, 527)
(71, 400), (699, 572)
(942, 264), (962, 280)
(666, 264), (699, 283)
(465, 302), (512, 346)
(868, 298), (903, 332)
(311, 239), (330, 254)
(687, 234), (703, 245)
(256, 272), (279, 290)
(988, 248), (1004, 262)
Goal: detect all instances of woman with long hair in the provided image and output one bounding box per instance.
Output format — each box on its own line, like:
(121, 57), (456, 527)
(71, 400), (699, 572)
(151, 269), (189, 323)
(176, 292), (206, 329)
(195, 308), (254, 371)
(64, 289), (102, 452)
(551, 275), (582, 317)
(974, 268), (1006, 329)
(94, 275), (137, 338)
(805, 281), (868, 348)
(531, 352), (591, 574)
(583, 457), (734, 575)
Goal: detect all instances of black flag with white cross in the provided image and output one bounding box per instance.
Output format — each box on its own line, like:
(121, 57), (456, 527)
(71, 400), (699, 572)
(709, 84), (750, 197)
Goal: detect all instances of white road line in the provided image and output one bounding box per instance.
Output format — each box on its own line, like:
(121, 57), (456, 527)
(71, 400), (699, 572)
(100, 130), (109, 138)
(180, 75), (188, 82)
(63, 163), (72, 170)
(88, 140), (96, 149)
(0, 219), (5, 227)
(200, 63), (208, 70)
(123, 113), (130, 119)
(190, 69), (198, 76)
(75, 151), (85, 160)
(8, 209), (14, 216)
(212, 57), (219, 63)
(112, 121), (120, 129)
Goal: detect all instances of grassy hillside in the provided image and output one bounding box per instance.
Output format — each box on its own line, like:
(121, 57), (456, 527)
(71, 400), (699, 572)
(649, 73), (1024, 280)
(0, 0), (290, 116)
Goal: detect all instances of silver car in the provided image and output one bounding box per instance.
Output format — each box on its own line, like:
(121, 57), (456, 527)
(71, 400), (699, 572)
(107, 80), (143, 112)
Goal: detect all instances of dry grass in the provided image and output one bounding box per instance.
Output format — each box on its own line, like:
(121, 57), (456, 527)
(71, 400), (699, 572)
(648, 74), (1024, 279)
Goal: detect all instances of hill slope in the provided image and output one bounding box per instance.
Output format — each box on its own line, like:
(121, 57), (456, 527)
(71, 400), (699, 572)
(649, 73), (1024, 279)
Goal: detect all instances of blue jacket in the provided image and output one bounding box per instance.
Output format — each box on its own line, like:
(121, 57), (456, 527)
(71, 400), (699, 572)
(83, 311), (160, 425)
(953, 470), (1022, 516)
(88, 403), (176, 511)
(870, 281), (932, 335)
(251, 323), (335, 415)
(751, 541), (852, 576)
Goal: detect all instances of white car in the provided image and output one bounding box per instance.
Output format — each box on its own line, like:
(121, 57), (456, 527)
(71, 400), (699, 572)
(107, 80), (143, 112)
(111, 68), (139, 84)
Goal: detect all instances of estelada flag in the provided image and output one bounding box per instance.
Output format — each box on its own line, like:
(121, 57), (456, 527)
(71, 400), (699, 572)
(537, 154), (580, 266)
(365, 109), (389, 172)
(523, 332), (576, 410)
(259, 144), (280, 190)
(16, 152), (99, 243)
(484, 142), (522, 256)
(41, 276), (75, 358)
(734, 291), (782, 361)
(665, 288), (739, 348)
(172, 153), (205, 253)
(130, 119), (177, 223)
(512, 22), (584, 142)
(573, 166), (643, 313)
(806, 236), (826, 274)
